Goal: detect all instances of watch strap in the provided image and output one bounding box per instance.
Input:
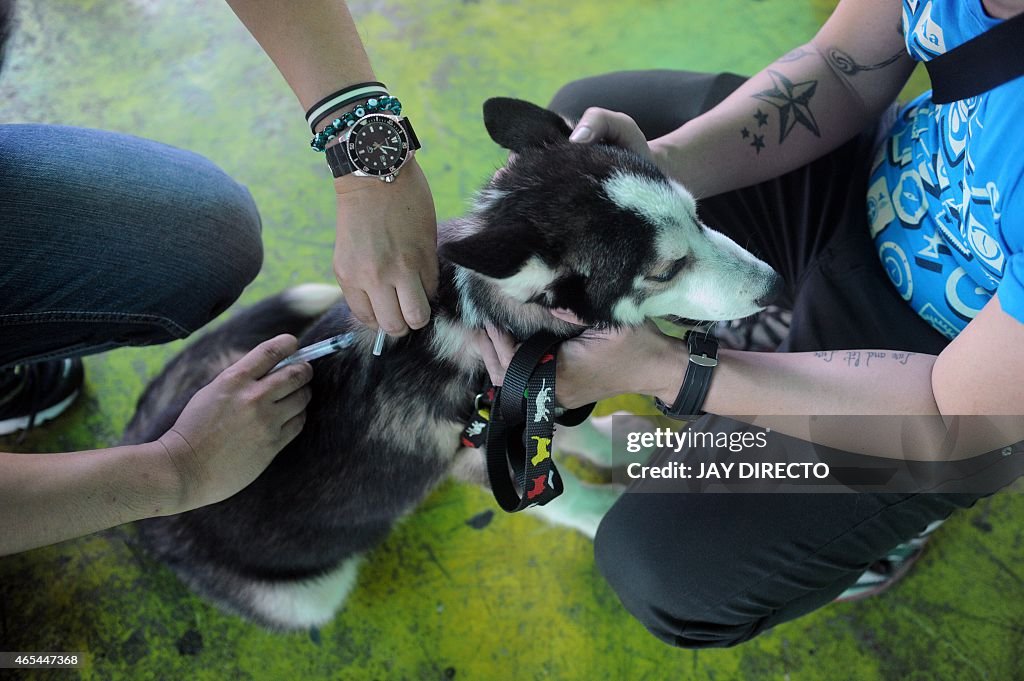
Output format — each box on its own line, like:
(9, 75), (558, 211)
(401, 117), (421, 150)
(655, 332), (719, 420)
(325, 142), (354, 178)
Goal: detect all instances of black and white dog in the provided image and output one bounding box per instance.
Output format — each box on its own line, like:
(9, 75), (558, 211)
(127, 98), (779, 630)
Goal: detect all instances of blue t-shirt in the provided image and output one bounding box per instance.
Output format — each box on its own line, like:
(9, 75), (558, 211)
(867, 0), (1024, 339)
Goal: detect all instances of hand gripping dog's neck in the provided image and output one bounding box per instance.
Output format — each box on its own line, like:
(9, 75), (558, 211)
(451, 259), (579, 342)
(422, 219), (582, 371)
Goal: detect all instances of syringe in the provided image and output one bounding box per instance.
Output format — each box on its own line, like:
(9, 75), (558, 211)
(272, 332), (359, 371)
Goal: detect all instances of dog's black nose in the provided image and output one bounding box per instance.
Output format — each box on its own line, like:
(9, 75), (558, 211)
(755, 274), (785, 307)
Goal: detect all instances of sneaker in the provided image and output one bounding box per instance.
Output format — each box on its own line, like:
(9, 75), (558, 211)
(0, 358), (84, 436)
(834, 519), (945, 602)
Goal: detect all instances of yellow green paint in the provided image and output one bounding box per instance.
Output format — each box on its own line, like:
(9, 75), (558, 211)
(1, 1), (1021, 679)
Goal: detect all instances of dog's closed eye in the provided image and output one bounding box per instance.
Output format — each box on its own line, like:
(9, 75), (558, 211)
(645, 257), (687, 283)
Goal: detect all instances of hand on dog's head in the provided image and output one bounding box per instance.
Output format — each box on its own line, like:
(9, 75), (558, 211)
(438, 96), (666, 329)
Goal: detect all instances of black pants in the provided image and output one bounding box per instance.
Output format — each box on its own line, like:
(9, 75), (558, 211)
(549, 71), (984, 648)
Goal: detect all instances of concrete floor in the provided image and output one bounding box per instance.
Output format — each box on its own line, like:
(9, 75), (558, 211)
(1, 0), (1022, 679)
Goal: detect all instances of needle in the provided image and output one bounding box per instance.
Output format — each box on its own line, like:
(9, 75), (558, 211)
(272, 332), (359, 371)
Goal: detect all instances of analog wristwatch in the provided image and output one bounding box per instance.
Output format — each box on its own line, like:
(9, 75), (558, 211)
(325, 113), (421, 183)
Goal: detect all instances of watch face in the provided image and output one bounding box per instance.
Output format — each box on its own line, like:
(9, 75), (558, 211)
(345, 114), (411, 177)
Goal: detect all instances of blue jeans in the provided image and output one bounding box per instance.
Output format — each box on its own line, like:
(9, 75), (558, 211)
(0, 124), (263, 369)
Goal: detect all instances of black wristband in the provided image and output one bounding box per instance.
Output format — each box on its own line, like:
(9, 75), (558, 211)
(655, 332), (719, 420)
(305, 81), (388, 130)
(309, 90), (389, 133)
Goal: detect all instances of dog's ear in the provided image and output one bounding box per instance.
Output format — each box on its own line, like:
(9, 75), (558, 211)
(440, 222), (540, 279)
(483, 97), (572, 153)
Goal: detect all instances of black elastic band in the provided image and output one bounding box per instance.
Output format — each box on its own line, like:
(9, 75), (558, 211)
(924, 11), (1024, 104)
(304, 81), (387, 120)
(309, 89), (389, 133)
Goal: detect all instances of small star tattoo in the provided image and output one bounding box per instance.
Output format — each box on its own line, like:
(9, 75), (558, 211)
(740, 127), (750, 139)
(751, 134), (765, 154)
(753, 109), (769, 127)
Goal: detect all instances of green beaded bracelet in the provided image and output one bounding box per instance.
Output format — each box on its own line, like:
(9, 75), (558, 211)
(310, 96), (404, 152)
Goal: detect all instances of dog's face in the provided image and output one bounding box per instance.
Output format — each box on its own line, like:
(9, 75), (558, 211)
(440, 98), (781, 328)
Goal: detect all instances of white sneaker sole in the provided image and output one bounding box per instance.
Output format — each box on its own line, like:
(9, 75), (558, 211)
(0, 388), (81, 436)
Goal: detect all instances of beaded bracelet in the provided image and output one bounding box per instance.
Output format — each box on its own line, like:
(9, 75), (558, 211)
(309, 95), (404, 152)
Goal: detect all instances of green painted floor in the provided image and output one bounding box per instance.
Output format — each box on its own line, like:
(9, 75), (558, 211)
(1, 1), (1022, 679)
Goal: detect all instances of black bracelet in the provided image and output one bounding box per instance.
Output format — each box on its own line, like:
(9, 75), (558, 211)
(654, 332), (719, 420)
(305, 81), (388, 132)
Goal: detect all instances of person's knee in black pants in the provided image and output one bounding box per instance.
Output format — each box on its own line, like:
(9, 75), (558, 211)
(593, 493), (772, 649)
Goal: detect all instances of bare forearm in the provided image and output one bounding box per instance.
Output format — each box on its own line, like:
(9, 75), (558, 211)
(224, 0), (375, 110)
(646, 347), (1023, 461)
(650, 345), (940, 416)
(704, 349), (940, 416)
(0, 443), (179, 556)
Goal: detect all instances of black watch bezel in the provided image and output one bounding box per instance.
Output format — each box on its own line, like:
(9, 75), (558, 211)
(325, 114), (420, 180)
(343, 113), (412, 178)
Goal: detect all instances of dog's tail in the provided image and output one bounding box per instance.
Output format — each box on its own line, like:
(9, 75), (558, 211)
(122, 284), (344, 445)
(279, 283), (344, 316)
(232, 283), (345, 342)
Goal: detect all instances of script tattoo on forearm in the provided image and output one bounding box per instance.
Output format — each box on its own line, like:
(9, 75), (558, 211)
(814, 350), (917, 367)
(827, 47), (904, 76)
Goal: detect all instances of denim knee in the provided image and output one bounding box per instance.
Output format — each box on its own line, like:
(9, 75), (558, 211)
(103, 140), (267, 337)
(0, 125), (264, 364)
(153, 175), (264, 335)
(0, 124), (265, 337)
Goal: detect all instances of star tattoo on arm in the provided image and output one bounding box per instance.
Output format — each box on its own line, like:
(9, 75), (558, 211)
(741, 111), (768, 153)
(752, 69), (821, 143)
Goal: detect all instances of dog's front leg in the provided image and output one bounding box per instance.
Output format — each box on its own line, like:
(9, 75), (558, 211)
(525, 466), (623, 539)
